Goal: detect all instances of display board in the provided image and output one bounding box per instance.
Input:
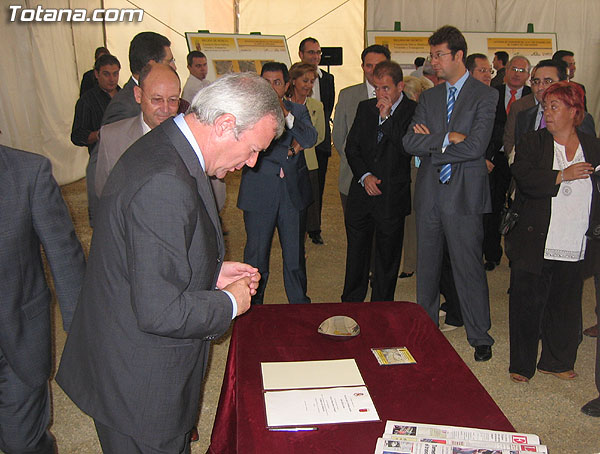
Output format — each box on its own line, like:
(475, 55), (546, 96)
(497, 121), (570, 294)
(366, 31), (557, 72)
(185, 32), (292, 81)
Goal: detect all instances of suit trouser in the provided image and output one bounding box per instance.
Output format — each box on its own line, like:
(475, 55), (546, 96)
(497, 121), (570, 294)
(483, 153), (511, 263)
(306, 169), (321, 234)
(243, 178), (310, 304)
(0, 350), (55, 454)
(509, 260), (583, 379)
(315, 149), (329, 232)
(342, 194), (405, 302)
(440, 237), (463, 326)
(401, 166), (418, 274)
(416, 206), (494, 347)
(95, 420), (190, 454)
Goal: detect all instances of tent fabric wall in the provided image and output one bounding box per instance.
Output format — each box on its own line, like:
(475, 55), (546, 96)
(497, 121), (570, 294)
(239, 0), (365, 97)
(0, 0), (91, 185)
(367, 0), (600, 134)
(2, 1), (600, 184)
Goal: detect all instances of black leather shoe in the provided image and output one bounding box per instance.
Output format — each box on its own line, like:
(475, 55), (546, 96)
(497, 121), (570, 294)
(399, 272), (414, 279)
(484, 261), (500, 271)
(474, 345), (492, 362)
(309, 232), (324, 244)
(581, 397), (600, 417)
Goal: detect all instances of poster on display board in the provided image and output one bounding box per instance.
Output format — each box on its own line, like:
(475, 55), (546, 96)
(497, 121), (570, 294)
(366, 31), (557, 73)
(185, 32), (292, 81)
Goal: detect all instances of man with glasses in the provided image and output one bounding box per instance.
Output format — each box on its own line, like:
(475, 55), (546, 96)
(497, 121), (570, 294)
(102, 31), (176, 127)
(514, 59), (595, 146)
(483, 56), (531, 272)
(95, 63), (181, 197)
(298, 37), (334, 244)
(466, 53), (494, 86)
(403, 25), (497, 362)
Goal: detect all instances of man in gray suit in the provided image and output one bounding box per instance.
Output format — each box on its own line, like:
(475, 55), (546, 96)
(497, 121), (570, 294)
(95, 63), (181, 197)
(0, 146), (85, 453)
(57, 73), (283, 453)
(403, 25), (497, 362)
(238, 62), (317, 305)
(333, 44), (390, 215)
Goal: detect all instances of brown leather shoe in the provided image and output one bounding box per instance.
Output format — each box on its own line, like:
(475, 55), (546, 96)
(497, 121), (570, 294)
(583, 324), (598, 337)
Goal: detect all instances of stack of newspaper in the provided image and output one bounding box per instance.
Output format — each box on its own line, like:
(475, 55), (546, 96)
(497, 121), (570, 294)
(374, 420), (548, 453)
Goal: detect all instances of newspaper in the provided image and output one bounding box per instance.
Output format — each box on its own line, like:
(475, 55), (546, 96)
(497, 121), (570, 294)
(381, 435), (547, 452)
(383, 421), (540, 445)
(375, 437), (539, 453)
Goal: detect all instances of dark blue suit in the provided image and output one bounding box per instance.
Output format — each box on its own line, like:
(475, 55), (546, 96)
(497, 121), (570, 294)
(238, 100), (317, 304)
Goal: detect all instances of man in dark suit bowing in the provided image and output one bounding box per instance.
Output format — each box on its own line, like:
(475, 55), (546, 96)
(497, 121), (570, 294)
(0, 146), (85, 454)
(238, 62), (317, 305)
(299, 37), (335, 244)
(341, 61), (416, 302)
(403, 25), (497, 362)
(57, 73), (283, 454)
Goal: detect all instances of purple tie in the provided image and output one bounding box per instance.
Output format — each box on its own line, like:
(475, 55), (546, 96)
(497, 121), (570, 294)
(539, 112), (547, 129)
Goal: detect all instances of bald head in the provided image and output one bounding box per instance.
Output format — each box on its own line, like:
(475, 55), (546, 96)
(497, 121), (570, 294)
(134, 63), (181, 129)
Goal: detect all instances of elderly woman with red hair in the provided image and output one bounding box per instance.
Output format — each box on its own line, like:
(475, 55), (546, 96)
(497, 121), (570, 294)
(506, 81), (600, 383)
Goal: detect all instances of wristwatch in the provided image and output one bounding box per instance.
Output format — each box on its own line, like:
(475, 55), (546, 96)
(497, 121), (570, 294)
(289, 145), (296, 156)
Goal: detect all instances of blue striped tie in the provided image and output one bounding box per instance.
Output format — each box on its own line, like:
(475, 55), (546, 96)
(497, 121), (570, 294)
(440, 86), (456, 184)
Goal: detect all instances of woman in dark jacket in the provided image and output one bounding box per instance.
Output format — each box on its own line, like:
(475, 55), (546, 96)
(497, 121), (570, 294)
(506, 81), (600, 383)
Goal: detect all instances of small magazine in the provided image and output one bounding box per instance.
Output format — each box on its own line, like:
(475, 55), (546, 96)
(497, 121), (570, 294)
(371, 347), (417, 365)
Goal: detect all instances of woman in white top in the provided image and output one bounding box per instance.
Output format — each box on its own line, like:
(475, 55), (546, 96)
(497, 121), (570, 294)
(506, 81), (600, 383)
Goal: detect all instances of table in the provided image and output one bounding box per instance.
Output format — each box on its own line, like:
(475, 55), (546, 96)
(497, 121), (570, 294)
(208, 301), (514, 454)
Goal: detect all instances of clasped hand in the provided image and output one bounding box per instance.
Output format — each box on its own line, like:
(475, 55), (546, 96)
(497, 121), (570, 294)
(217, 261), (260, 316)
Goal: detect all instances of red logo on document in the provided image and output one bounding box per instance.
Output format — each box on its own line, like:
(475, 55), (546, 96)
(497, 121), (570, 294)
(512, 435), (528, 443)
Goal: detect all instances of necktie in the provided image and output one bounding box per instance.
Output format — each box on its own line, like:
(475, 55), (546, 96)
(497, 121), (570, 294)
(539, 111), (547, 129)
(440, 87), (456, 184)
(506, 89), (517, 114)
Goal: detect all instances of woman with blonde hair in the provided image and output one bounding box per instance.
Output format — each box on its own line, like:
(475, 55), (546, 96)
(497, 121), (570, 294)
(286, 62), (325, 244)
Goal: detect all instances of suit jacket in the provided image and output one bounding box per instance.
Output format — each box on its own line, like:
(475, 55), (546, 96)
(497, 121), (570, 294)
(237, 100), (317, 212)
(515, 103), (596, 149)
(486, 84), (532, 161)
(506, 129), (600, 275)
(333, 82), (370, 194)
(101, 77), (141, 126)
(95, 113), (145, 196)
(503, 93), (536, 162)
(0, 146), (85, 388)
(346, 95), (416, 216)
(56, 118), (232, 441)
(491, 67), (505, 88)
(402, 74), (499, 215)
(315, 69), (335, 156)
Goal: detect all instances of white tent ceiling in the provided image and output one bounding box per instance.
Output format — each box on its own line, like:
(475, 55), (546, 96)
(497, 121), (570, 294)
(1, 0), (599, 184)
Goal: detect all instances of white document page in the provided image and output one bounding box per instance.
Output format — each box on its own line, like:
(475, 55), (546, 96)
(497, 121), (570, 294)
(261, 358), (365, 390)
(264, 386), (379, 427)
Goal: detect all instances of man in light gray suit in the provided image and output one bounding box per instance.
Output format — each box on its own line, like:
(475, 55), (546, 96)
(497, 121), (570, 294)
(0, 146), (85, 453)
(403, 25), (497, 362)
(333, 44), (390, 215)
(57, 73), (283, 454)
(95, 63), (181, 197)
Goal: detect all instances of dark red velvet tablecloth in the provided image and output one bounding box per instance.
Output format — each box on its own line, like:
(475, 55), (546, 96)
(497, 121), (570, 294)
(208, 301), (513, 454)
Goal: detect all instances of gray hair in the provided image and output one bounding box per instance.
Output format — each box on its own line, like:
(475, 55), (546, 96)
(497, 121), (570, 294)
(190, 72), (284, 138)
(508, 55), (531, 73)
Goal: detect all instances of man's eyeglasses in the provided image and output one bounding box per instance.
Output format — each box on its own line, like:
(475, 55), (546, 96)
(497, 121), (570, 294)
(474, 68), (495, 75)
(530, 78), (556, 86)
(427, 51), (452, 62)
(510, 67), (528, 73)
(141, 90), (180, 107)
(305, 50), (322, 56)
